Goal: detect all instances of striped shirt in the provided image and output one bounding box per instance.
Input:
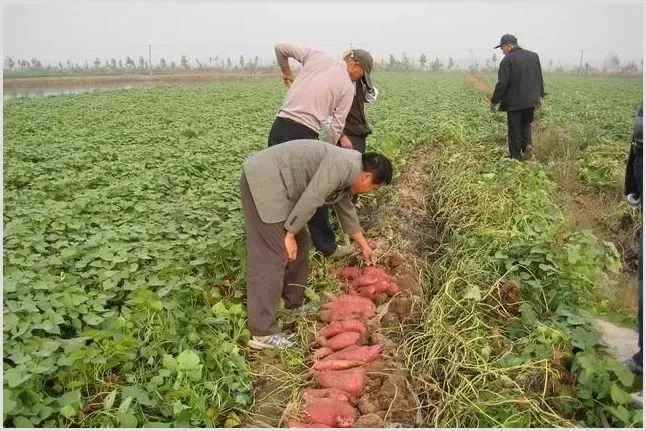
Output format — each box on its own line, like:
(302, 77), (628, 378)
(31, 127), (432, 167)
(275, 43), (355, 144)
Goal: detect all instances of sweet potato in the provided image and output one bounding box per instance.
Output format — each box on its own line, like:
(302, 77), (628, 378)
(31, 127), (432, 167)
(325, 345), (381, 363)
(322, 295), (376, 314)
(354, 274), (379, 287)
(313, 358), (363, 371)
(320, 331), (361, 351)
(304, 398), (357, 427)
(362, 266), (391, 280)
(321, 319), (368, 338)
(302, 388), (357, 406)
(355, 284), (376, 298)
(320, 309), (373, 323)
(336, 266), (361, 281)
(314, 367), (367, 396)
(312, 347), (334, 360)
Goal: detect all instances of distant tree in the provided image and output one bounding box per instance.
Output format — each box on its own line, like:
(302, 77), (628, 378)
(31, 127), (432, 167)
(4, 56), (15, 69)
(138, 56), (145, 69)
(604, 53), (620, 72)
(548, 59), (553, 72)
(170, 60), (176, 69)
(66, 59), (73, 69)
(196, 58), (203, 69)
(447, 57), (454, 70)
(239, 55), (245, 69)
(30, 57), (42, 68)
(492, 52), (498, 64)
(431, 56), (442, 72)
(583, 62), (593, 74)
(253, 55), (259, 69)
(388, 53), (396, 70)
(622, 61), (639, 75)
(93, 57), (101, 68)
(181, 55), (190, 69)
(401, 52), (409, 69)
(226, 57), (232, 69)
(419, 53), (427, 70)
(104, 59), (110, 68)
(83, 61), (89, 69)
(159, 57), (167, 69)
(58, 61), (64, 69)
(125, 57), (136, 68)
(118, 59), (123, 69)
(111, 58), (117, 68)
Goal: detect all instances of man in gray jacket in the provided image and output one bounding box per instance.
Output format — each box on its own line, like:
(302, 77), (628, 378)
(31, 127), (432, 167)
(240, 140), (392, 349)
(491, 34), (546, 160)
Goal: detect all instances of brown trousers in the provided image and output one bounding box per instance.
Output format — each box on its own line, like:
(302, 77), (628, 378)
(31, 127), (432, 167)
(240, 173), (309, 336)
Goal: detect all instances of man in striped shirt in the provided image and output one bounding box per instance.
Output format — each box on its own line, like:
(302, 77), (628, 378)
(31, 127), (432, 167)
(268, 43), (375, 258)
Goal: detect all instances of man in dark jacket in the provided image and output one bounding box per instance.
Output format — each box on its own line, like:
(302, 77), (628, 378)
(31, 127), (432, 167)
(490, 34), (546, 160)
(624, 103), (643, 377)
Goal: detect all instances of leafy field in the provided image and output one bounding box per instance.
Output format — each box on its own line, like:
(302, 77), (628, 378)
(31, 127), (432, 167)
(3, 72), (643, 427)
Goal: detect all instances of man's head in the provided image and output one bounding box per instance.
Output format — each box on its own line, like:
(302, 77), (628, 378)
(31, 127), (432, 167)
(350, 152), (393, 194)
(494, 34), (518, 55)
(344, 49), (374, 85)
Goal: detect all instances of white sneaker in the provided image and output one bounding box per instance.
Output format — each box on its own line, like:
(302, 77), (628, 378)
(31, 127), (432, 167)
(248, 333), (297, 349)
(329, 244), (355, 259)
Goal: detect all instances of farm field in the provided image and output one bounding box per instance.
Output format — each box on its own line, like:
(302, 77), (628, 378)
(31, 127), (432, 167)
(3, 72), (643, 427)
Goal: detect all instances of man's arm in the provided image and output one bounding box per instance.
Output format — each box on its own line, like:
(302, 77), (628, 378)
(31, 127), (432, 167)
(537, 55), (546, 98)
(275, 43), (317, 87)
(328, 86), (355, 144)
(491, 59), (511, 105)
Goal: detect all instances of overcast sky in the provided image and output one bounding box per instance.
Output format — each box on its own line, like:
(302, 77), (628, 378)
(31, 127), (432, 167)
(2, 0), (644, 69)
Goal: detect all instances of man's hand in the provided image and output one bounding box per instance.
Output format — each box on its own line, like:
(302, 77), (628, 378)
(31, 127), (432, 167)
(339, 135), (353, 149)
(284, 231), (297, 261)
(282, 71), (295, 87)
(280, 64), (294, 87)
(361, 244), (375, 266)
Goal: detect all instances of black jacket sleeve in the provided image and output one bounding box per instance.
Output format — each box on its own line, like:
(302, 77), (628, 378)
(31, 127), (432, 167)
(491, 60), (511, 104)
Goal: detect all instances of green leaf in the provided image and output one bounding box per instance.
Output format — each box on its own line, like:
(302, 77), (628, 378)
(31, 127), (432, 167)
(13, 416), (33, 428)
(177, 350), (200, 370)
(4, 389), (17, 414)
(162, 354), (177, 372)
(118, 412), (138, 428)
(610, 382), (633, 405)
(60, 404), (77, 419)
(118, 396), (133, 413)
(607, 405), (631, 424)
(607, 360), (635, 387)
(103, 389), (117, 410)
(122, 385), (154, 407)
(4, 366), (30, 388)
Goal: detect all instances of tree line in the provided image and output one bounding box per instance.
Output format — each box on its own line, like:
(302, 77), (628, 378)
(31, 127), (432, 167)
(3, 52), (642, 77)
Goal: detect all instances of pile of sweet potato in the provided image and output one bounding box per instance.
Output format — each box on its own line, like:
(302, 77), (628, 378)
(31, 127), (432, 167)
(287, 265), (399, 428)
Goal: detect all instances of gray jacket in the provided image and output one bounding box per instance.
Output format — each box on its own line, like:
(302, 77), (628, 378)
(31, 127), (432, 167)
(243, 140), (362, 235)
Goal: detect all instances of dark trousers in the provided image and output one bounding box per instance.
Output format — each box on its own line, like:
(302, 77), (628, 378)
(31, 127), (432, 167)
(634, 229), (643, 366)
(240, 173), (309, 335)
(309, 134), (369, 255)
(506, 108), (535, 160)
(268, 116), (318, 147)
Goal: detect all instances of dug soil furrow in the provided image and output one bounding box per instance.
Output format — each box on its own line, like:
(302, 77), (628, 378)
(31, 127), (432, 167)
(244, 148), (442, 428)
